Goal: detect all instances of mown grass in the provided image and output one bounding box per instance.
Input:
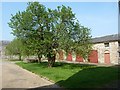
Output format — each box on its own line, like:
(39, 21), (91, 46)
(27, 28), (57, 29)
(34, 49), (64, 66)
(16, 61), (119, 88)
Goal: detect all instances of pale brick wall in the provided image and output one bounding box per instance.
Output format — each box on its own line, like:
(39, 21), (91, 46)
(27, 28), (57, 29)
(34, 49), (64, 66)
(118, 44), (120, 64)
(93, 43), (105, 64)
(93, 41), (119, 64)
(110, 42), (119, 64)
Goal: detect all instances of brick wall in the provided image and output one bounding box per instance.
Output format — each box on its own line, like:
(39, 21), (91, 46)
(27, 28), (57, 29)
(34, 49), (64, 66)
(93, 41), (119, 64)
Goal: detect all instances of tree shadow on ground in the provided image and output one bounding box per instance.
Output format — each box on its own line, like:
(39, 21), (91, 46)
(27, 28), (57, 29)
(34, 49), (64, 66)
(53, 62), (96, 69)
(27, 84), (64, 90)
(27, 65), (120, 90)
(56, 66), (119, 89)
(27, 61), (97, 69)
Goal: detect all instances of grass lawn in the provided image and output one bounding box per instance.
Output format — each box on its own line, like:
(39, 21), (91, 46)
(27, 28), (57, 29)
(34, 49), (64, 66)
(16, 61), (119, 88)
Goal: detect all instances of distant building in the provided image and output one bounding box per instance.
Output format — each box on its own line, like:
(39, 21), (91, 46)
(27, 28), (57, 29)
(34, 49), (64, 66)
(90, 34), (119, 64)
(0, 40), (10, 59)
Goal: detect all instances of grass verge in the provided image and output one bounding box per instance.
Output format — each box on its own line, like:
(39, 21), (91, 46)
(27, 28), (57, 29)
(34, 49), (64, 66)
(16, 61), (119, 88)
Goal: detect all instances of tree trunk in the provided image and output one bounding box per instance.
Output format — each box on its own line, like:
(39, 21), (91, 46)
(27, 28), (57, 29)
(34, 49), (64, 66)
(47, 54), (56, 67)
(51, 55), (55, 66)
(48, 57), (52, 68)
(19, 54), (21, 60)
(38, 54), (41, 63)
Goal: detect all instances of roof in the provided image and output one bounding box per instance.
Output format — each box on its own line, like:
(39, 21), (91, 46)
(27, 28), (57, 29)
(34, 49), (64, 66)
(92, 34), (119, 44)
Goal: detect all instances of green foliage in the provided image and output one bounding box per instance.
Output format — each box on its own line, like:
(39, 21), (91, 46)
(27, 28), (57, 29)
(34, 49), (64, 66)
(8, 2), (93, 65)
(53, 6), (92, 59)
(5, 39), (24, 60)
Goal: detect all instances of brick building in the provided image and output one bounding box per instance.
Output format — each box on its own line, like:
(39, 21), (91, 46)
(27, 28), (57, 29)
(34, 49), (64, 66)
(90, 34), (119, 64)
(58, 34), (119, 65)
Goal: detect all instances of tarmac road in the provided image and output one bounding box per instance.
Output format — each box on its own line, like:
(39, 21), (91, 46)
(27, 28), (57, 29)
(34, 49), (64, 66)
(1, 60), (60, 89)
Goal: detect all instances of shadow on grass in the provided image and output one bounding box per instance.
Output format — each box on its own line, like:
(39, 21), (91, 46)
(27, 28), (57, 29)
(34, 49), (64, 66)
(24, 61), (96, 69)
(56, 66), (119, 89)
(27, 63), (119, 90)
(53, 62), (97, 70)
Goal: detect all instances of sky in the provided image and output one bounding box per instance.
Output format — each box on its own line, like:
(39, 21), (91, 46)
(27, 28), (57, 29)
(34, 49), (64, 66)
(1, 2), (118, 41)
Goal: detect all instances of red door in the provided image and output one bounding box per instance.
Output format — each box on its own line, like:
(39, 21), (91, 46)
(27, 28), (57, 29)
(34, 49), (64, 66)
(76, 55), (83, 62)
(66, 52), (72, 61)
(104, 53), (110, 64)
(58, 50), (64, 60)
(88, 50), (98, 63)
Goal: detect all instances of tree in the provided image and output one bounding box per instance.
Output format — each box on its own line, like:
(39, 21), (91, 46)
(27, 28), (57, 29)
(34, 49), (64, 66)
(52, 5), (92, 59)
(5, 39), (24, 60)
(8, 2), (47, 63)
(8, 2), (92, 67)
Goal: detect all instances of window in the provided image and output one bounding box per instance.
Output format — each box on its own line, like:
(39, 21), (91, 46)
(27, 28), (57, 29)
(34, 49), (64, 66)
(104, 43), (109, 47)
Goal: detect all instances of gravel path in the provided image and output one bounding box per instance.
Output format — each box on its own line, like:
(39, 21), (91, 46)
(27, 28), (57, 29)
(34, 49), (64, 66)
(1, 60), (60, 89)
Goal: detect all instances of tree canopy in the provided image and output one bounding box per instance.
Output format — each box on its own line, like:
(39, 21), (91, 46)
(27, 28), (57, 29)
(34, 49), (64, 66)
(8, 2), (92, 67)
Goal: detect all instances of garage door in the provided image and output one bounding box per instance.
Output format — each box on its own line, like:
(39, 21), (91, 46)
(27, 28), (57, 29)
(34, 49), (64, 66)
(88, 50), (98, 63)
(66, 52), (72, 61)
(76, 54), (83, 62)
(104, 53), (110, 64)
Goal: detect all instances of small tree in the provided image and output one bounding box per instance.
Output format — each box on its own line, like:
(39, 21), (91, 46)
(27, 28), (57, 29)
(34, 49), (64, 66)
(5, 39), (24, 60)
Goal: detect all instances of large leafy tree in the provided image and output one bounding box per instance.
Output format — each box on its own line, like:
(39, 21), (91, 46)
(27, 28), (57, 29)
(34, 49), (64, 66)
(8, 2), (92, 67)
(52, 5), (92, 59)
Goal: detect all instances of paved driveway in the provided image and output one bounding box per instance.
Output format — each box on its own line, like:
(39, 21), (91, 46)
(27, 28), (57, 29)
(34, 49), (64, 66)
(1, 60), (60, 89)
